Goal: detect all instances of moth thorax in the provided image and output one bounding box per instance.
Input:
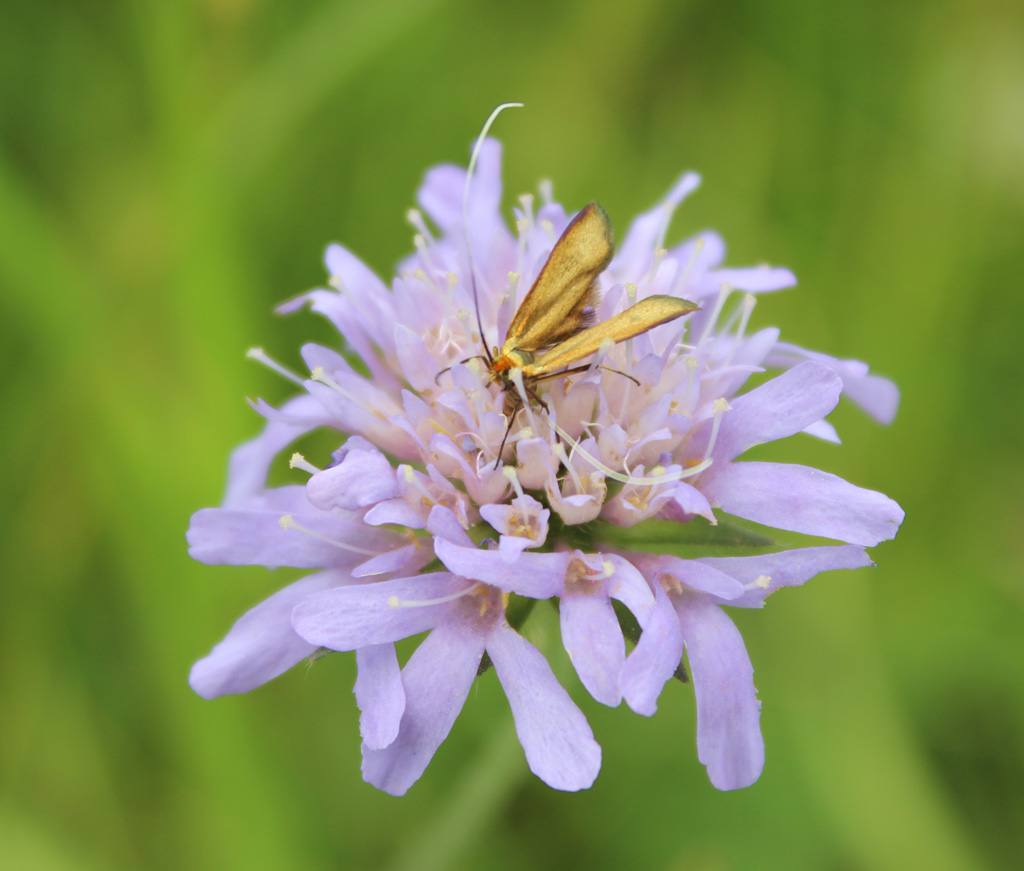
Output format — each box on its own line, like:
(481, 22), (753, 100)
(491, 349), (534, 379)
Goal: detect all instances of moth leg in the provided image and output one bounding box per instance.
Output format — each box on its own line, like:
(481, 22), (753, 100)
(435, 354), (489, 385)
(496, 381), (549, 463)
(595, 364), (640, 386)
(496, 412), (516, 464)
(528, 363), (640, 387)
(527, 364), (593, 385)
(524, 383), (549, 412)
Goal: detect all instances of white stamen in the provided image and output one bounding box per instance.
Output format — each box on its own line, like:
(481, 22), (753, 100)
(550, 421), (712, 484)
(310, 367), (378, 416)
(538, 179), (554, 206)
(667, 236), (706, 299)
(652, 173), (700, 253)
(539, 219), (556, 243)
(502, 465), (525, 500)
(514, 224), (530, 299)
(518, 193), (535, 225)
(701, 398), (732, 466)
(246, 347), (306, 387)
(639, 248), (667, 299)
(450, 307), (478, 356)
(406, 208), (434, 243)
(413, 264), (442, 295)
(697, 282), (734, 346)
(680, 355), (700, 416)
(387, 582), (481, 609)
(461, 368), (491, 424)
(278, 515), (379, 556)
(507, 271), (520, 300)
(553, 442), (586, 494)
(726, 294), (757, 364)
(289, 453), (321, 475)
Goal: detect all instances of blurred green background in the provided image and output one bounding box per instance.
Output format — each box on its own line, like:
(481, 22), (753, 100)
(3, 0), (1022, 868)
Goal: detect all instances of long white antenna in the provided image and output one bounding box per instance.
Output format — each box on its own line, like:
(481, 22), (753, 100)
(462, 102), (524, 366)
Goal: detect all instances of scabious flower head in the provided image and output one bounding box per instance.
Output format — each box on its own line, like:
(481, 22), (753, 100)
(188, 134), (904, 795)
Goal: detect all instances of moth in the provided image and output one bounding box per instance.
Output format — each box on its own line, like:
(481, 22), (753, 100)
(478, 201), (699, 455)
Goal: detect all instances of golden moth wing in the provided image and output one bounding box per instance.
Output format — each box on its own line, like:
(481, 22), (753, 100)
(526, 295), (699, 376)
(502, 202), (614, 353)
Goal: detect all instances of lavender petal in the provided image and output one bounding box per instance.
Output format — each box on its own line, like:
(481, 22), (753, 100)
(355, 644), (405, 750)
(292, 573), (465, 649)
(560, 587), (624, 707)
(361, 624), (484, 795)
(488, 623), (602, 791)
(621, 581), (683, 716)
(705, 461), (905, 546)
(189, 570), (345, 699)
(675, 595), (764, 790)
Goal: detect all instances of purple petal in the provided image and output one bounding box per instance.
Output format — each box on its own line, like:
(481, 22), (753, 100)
(560, 587), (624, 706)
(698, 545), (873, 608)
(355, 644), (405, 750)
(668, 482), (715, 521)
(668, 231), (727, 300)
(189, 570), (345, 699)
(361, 623), (484, 795)
(416, 164), (465, 231)
(323, 243), (390, 301)
(704, 461), (905, 546)
(426, 504), (474, 547)
(496, 535), (535, 562)
(515, 437), (557, 490)
(430, 439), (510, 507)
(284, 281), (398, 388)
(634, 554), (746, 600)
(306, 448), (397, 511)
(843, 373), (900, 426)
(292, 573), (465, 649)
(614, 173), (702, 278)
(479, 496), (548, 544)
(316, 249), (400, 376)
(621, 582), (683, 716)
(434, 538), (570, 598)
(603, 554), (654, 618)
(675, 595), (764, 790)
(703, 266), (797, 294)
(766, 342), (900, 425)
(394, 325), (440, 393)
(803, 419), (841, 443)
(187, 505), (395, 569)
(364, 498), (426, 529)
(417, 138), (503, 236)
(223, 394), (332, 508)
(352, 542), (429, 579)
(488, 623), (602, 791)
(699, 361), (843, 463)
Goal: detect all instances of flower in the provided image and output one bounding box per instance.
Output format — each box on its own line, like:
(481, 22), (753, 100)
(188, 136), (904, 794)
(293, 504), (602, 794)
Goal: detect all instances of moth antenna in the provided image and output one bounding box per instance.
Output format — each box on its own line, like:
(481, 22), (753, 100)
(463, 101), (523, 367)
